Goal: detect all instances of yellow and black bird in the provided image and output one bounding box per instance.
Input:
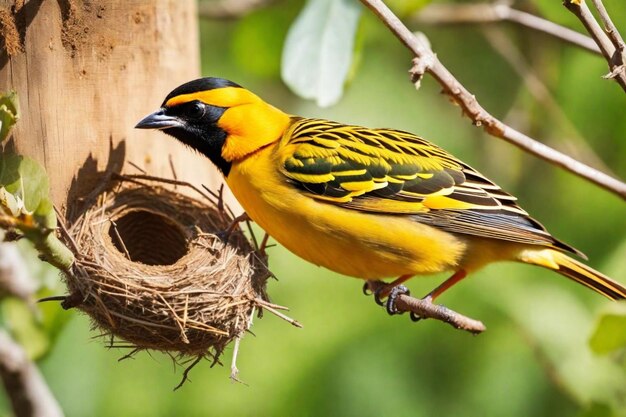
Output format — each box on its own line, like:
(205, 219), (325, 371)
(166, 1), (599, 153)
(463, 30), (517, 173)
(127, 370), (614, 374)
(136, 77), (626, 315)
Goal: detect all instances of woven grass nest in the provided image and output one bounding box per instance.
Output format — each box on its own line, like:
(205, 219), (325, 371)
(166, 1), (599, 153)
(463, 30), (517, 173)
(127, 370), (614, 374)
(60, 174), (285, 375)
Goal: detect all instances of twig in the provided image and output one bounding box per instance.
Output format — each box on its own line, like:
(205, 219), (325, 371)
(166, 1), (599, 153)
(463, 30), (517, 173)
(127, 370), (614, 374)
(229, 335), (243, 383)
(480, 26), (614, 173)
(564, 0), (626, 90)
(168, 154), (178, 185)
(589, 0), (626, 53)
(54, 204), (80, 254)
(173, 355), (203, 391)
(229, 307), (255, 384)
(0, 330), (64, 417)
(255, 298), (302, 328)
(366, 281), (486, 334)
(414, 2), (600, 55)
(126, 161), (147, 174)
(198, 0), (274, 19)
(359, 0), (626, 200)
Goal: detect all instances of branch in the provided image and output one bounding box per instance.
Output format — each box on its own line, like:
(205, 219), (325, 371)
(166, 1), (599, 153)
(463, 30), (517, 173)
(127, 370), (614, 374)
(359, 0), (626, 200)
(366, 281), (486, 334)
(564, 0), (626, 89)
(480, 25), (614, 174)
(0, 330), (63, 417)
(590, 0), (626, 52)
(414, 2), (600, 55)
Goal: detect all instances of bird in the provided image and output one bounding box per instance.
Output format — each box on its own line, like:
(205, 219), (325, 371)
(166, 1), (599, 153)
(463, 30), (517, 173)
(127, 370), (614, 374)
(135, 76), (626, 316)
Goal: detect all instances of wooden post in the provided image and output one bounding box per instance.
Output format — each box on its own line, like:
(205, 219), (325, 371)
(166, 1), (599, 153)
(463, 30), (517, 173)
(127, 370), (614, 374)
(0, 0), (221, 209)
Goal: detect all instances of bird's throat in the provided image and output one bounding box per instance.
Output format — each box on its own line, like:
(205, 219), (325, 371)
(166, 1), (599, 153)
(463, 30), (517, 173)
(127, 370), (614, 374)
(219, 102), (291, 162)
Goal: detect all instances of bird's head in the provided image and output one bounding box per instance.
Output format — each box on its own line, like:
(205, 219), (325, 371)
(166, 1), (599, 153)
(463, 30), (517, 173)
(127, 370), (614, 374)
(135, 77), (290, 176)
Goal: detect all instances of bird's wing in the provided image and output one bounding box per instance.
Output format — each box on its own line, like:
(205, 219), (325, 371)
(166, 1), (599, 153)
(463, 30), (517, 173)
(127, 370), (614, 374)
(278, 118), (580, 255)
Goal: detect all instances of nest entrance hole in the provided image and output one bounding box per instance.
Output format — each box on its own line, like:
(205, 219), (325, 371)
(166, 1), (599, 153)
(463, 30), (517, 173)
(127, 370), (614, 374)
(109, 210), (188, 266)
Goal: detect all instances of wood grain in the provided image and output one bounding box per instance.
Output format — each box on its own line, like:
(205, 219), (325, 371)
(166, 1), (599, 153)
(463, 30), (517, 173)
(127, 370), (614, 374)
(0, 0), (225, 210)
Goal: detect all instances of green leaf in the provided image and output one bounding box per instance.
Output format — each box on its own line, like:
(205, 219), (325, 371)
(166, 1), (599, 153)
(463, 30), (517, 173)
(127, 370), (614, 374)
(0, 153), (49, 213)
(0, 91), (19, 143)
(281, 0), (362, 107)
(589, 307), (626, 355)
(0, 154), (73, 270)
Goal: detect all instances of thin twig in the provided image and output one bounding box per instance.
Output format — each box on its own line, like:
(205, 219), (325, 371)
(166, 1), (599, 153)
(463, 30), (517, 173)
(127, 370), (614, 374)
(365, 281), (485, 334)
(54, 204), (80, 254)
(590, 0), (626, 52)
(126, 161), (147, 174)
(564, 0), (626, 90)
(230, 307), (255, 385)
(360, 0), (626, 200)
(173, 355), (203, 391)
(229, 335), (244, 383)
(168, 154), (178, 186)
(255, 298), (302, 328)
(109, 220), (131, 260)
(480, 26), (614, 173)
(414, 2), (600, 54)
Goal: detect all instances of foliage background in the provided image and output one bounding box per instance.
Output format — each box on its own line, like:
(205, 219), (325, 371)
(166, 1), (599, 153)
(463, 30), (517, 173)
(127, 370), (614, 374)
(1, 0), (626, 416)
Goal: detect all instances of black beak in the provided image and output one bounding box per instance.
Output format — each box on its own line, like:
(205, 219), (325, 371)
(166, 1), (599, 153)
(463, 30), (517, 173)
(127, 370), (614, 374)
(135, 109), (182, 130)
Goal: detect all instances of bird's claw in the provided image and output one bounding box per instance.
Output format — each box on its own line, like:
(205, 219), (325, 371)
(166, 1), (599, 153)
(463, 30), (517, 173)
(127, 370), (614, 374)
(373, 286), (386, 306)
(385, 285), (410, 315)
(362, 282), (373, 296)
(362, 281), (385, 305)
(409, 312), (423, 322)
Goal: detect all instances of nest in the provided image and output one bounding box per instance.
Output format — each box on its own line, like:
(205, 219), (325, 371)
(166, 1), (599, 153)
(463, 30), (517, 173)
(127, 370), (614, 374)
(61, 175), (276, 368)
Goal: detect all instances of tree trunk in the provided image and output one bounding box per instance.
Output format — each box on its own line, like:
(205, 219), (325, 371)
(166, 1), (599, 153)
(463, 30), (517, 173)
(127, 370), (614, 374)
(0, 0), (221, 209)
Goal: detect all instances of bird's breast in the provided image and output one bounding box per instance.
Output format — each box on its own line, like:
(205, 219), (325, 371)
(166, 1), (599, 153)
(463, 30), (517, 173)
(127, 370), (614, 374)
(226, 145), (467, 279)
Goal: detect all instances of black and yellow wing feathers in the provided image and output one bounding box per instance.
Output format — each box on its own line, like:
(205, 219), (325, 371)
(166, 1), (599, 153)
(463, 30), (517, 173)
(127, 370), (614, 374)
(278, 118), (580, 256)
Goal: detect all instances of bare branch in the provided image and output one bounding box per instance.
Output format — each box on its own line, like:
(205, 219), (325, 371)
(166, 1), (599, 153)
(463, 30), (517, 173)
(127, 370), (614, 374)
(590, 0), (626, 52)
(366, 281), (486, 334)
(359, 0), (626, 200)
(0, 330), (64, 417)
(480, 26), (614, 173)
(564, 0), (626, 90)
(415, 2), (600, 55)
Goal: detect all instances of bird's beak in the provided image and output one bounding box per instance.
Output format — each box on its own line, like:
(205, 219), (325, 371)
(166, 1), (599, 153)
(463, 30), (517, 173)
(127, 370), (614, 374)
(135, 109), (182, 130)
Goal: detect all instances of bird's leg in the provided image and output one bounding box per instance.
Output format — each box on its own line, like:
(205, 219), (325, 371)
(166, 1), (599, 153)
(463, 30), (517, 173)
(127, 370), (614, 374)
(410, 269), (468, 322)
(258, 232), (271, 257)
(217, 213), (250, 242)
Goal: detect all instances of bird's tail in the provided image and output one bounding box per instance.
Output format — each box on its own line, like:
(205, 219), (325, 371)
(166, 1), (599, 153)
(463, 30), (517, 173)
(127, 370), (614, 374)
(519, 249), (626, 300)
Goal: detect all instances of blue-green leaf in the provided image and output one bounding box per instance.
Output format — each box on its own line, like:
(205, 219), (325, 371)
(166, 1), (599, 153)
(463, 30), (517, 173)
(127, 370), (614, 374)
(281, 0), (362, 107)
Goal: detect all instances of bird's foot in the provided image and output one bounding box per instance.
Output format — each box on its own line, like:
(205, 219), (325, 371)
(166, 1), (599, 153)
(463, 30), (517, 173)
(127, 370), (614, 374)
(385, 285), (410, 315)
(363, 281), (410, 315)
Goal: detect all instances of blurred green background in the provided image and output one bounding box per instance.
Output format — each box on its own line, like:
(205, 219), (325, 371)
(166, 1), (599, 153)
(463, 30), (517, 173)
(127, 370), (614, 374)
(2, 0), (626, 416)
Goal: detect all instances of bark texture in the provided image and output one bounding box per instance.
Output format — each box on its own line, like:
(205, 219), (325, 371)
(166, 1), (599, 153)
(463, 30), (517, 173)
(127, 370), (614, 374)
(0, 0), (221, 209)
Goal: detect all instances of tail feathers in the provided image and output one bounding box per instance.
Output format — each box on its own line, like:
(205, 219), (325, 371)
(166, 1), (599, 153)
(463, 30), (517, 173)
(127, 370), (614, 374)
(520, 249), (626, 300)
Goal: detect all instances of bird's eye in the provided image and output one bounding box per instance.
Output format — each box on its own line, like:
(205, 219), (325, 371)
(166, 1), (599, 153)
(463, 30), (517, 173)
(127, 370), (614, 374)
(189, 102), (206, 119)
